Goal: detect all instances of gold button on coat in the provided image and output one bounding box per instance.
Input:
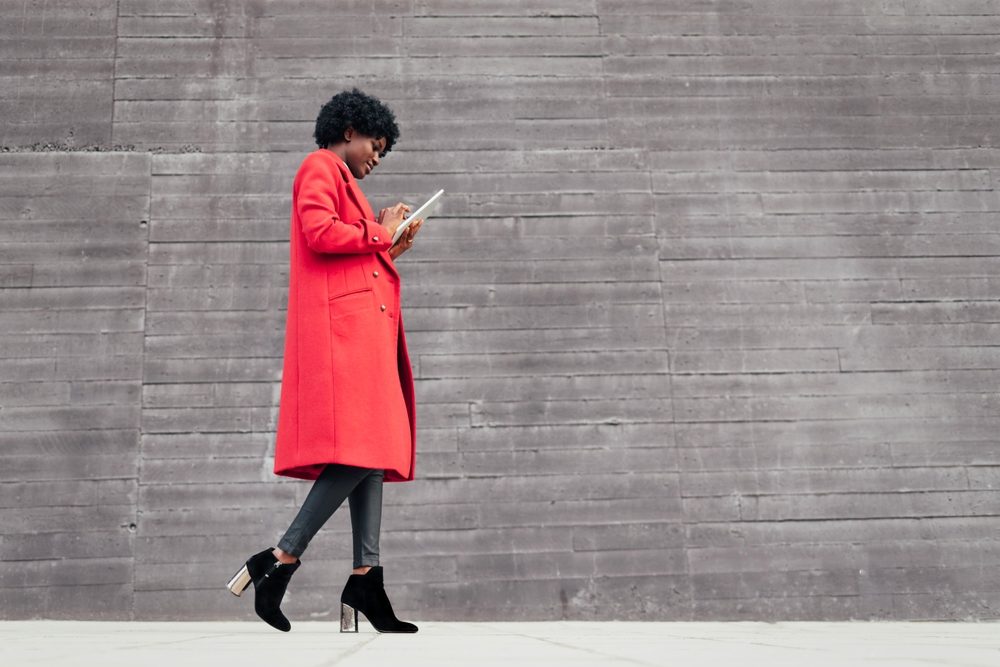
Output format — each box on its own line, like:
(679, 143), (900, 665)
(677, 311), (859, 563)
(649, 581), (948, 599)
(381, 305), (386, 312)
(373, 236), (379, 242)
(373, 271), (379, 278)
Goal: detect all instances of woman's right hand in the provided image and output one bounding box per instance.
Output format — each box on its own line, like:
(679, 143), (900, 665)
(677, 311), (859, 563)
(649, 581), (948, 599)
(377, 203), (410, 239)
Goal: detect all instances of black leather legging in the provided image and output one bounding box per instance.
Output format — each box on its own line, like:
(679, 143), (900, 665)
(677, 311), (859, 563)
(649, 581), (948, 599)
(277, 464), (384, 568)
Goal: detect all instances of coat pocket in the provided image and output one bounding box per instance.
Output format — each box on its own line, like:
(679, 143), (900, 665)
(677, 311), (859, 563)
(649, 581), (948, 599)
(329, 287), (373, 320)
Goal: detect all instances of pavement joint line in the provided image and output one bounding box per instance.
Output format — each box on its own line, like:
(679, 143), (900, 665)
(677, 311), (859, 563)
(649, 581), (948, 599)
(126, 632), (249, 648)
(645, 627), (828, 652)
(490, 624), (662, 667)
(319, 633), (379, 666)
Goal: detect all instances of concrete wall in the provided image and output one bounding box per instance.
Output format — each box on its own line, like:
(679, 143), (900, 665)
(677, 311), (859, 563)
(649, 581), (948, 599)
(2, 0), (999, 621)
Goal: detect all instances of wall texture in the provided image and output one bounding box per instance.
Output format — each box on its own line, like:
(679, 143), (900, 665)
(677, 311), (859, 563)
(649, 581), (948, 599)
(2, 0), (999, 621)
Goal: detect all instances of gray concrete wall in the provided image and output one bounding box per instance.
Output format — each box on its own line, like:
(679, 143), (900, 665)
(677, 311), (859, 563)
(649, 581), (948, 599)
(2, 0), (999, 621)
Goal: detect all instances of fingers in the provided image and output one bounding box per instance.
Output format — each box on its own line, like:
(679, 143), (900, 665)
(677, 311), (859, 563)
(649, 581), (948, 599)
(381, 206), (416, 250)
(406, 220), (422, 245)
(392, 204), (410, 226)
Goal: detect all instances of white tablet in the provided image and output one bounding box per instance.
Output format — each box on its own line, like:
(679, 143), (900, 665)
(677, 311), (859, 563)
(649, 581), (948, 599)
(392, 189), (444, 245)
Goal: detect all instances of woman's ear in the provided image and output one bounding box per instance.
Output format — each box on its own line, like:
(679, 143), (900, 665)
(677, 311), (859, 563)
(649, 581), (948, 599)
(343, 126), (355, 142)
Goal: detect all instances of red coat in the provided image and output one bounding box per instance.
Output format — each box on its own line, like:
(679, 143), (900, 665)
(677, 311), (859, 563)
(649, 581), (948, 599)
(274, 149), (416, 483)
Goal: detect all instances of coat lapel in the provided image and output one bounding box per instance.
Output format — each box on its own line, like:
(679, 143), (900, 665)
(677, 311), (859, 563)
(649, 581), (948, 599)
(330, 156), (371, 218)
(331, 153), (399, 280)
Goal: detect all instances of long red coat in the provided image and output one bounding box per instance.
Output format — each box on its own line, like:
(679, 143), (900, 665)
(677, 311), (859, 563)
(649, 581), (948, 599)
(274, 149), (416, 483)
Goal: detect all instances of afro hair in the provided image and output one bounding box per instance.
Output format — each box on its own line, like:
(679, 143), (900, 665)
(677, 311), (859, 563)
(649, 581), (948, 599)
(313, 88), (400, 155)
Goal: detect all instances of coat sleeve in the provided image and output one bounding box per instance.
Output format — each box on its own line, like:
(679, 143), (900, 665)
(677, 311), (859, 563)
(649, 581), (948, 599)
(297, 155), (393, 254)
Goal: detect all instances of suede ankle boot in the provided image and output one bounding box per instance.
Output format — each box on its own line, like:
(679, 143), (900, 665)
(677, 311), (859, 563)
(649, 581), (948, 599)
(228, 548), (299, 632)
(340, 566), (417, 633)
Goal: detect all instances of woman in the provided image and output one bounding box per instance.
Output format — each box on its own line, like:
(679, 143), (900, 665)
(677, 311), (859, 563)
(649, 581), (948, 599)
(226, 88), (423, 634)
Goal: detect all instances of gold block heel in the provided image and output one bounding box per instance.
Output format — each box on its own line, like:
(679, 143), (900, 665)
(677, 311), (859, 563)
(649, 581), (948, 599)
(227, 564), (252, 597)
(341, 602), (358, 632)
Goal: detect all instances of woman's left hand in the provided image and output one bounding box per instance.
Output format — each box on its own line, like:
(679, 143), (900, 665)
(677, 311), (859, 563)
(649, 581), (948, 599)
(389, 219), (422, 261)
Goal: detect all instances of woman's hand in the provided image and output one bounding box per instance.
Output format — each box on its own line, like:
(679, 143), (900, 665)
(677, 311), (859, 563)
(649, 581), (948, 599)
(377, 203), (410, 239)
(389, 219), (422, 261)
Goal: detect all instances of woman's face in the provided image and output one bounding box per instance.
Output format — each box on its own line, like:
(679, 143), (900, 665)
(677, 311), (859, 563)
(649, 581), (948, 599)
(340, 127), (386, 180)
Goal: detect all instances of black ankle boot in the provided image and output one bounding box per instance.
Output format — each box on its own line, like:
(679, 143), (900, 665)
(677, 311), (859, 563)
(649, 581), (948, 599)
(227, 548), (299, 632)
(340, 566), (417, 633)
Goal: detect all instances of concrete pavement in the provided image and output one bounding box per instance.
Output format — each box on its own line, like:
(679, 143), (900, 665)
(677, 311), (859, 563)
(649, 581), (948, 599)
(1, 620), (998, 666)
